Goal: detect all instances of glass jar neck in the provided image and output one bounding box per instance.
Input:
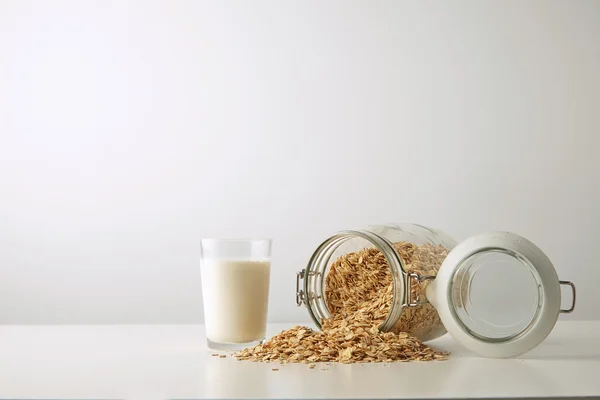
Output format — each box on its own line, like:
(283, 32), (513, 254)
(303, 229), (408, 331)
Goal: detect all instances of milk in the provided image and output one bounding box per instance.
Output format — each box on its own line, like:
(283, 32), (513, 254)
(201, 259), (271, 343)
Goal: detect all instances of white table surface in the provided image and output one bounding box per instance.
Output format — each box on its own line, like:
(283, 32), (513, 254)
(0, 321), (598, 400)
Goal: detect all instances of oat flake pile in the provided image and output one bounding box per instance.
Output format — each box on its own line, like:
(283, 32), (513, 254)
(326, 241), (450, 341)
(235, 241), (450, 364)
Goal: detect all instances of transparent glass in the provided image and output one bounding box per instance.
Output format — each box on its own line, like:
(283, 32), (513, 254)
(450, 248), (543, 341)
(301, 224), (457, 342)
(200, 238), (272, 351)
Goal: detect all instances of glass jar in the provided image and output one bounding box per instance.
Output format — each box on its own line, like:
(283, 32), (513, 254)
(296, 223), (576, 358)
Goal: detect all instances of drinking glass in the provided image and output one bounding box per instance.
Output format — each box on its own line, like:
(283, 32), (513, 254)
(200, 238), (272, 351)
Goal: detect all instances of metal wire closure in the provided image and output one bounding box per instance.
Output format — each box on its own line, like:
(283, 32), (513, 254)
(559, 281), (576, 314)
(407, 273), (436, 307)
(296, 270), (305, 306)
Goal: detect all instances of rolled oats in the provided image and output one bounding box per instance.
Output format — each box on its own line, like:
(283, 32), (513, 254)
(326, 241), (450, 341)
(235, 324), (447, 363)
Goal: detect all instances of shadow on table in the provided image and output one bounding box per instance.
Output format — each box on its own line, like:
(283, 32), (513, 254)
(519, 334), (600, 361)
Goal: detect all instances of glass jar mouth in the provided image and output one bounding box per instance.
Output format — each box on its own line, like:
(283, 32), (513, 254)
(448, 247), (544, 343)
(303, 230), (408, 331)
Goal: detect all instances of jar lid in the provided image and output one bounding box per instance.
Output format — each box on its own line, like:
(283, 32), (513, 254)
(427, 232), (575, 358)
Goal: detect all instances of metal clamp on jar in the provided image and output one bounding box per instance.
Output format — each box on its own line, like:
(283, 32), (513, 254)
(296, 223), (576, 358)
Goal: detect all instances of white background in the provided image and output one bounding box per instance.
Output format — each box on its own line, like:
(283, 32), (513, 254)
(0, 0), (598, 324)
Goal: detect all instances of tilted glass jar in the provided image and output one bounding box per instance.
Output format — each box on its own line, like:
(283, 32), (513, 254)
(296, 223), (576, 358)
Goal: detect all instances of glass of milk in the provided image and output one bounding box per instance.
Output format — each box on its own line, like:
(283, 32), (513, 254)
(200, 238), (272, 351)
